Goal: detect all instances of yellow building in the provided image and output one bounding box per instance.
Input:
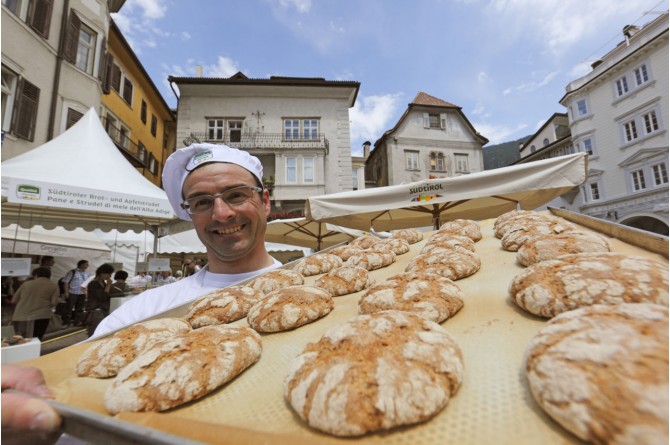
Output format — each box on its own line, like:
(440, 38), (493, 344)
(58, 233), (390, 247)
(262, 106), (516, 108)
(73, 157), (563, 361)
(100, 20), (175, 185)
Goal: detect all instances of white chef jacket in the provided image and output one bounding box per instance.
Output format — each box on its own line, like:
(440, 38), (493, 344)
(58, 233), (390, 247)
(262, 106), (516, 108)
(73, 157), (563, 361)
(92, 259), (281, 339)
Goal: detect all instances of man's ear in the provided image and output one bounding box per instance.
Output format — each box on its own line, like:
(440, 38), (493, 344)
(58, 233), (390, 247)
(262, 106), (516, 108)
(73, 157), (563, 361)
(262, 188), (271, 216)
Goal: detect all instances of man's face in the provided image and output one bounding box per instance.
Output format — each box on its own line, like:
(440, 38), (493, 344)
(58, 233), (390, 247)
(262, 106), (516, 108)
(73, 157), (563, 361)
(81, 262), (89, 270)
(182, 163), (270, 268)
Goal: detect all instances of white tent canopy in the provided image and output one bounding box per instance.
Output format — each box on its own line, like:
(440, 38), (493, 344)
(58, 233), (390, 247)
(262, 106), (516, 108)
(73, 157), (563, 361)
(1, 108), (175, 233)
(306, 153), (588, 231)
(1, 224), (111, 260)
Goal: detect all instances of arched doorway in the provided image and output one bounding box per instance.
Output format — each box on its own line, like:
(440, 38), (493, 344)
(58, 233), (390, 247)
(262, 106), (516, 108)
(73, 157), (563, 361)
(620, 215), (669, 236)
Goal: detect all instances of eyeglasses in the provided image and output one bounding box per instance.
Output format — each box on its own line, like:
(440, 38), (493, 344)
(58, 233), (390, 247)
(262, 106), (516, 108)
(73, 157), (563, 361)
(181, 185), (263, 215)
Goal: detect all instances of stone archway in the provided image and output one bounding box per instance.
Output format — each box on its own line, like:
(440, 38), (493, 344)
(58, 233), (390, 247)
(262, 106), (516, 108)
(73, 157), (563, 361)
(620, 215), (669, 236)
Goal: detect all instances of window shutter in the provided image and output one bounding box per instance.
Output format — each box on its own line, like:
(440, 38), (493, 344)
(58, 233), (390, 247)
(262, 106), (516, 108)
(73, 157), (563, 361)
(28, 0), (53, 38)
(122, 78), (133, 104)
(440, 113), (447, 130)
(64, 11), (81, 64)
(12, 78), (40, 141)
(423, 113), (429, 128)
(66, 108), (84, 129)
(102, 53), (113, 94)
(110, 64), (121, 92)
(98, 36), (107, 82)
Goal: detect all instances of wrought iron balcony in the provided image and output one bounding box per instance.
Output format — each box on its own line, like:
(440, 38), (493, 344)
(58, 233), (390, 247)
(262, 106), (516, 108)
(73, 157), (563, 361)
(102, 117), (148, 167)
(184, 133), (329, 153)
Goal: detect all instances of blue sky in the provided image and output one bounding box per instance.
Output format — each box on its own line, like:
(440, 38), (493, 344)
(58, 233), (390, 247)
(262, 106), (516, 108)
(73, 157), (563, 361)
(113, 0), (669, 155)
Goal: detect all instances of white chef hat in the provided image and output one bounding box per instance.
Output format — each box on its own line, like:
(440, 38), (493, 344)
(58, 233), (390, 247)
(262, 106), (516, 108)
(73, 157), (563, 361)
(162, 143), (264, 221)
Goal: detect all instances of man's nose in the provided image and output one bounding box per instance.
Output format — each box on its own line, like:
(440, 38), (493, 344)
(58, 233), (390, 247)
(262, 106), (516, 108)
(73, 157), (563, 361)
(210, 196), (236, 220)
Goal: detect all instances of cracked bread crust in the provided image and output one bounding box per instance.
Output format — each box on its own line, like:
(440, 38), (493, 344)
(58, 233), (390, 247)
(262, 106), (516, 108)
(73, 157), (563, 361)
(516, 230), (611, 266)
(284, 311), (464, 436)
(405, 248), (481, 281)
(185, 285), (264, 328)
(524, 303), (668, 445)
(422, 234), (476, 254)
(349, 234), (381, 249)
(344, 249), (396, 271)
(358, 272), (464, 323)
(370, 238), (411, 255)
(76, 318), (192, 378)
(437, 219), (482, 242)
(509, 252), (669, 318)
(292, 253), (343, 276)
(104, 325), (262, 414)
(247, 285), (334, 332)
(247, 269), (304, 294)
(494, 212), (555, 238)
(390, 228), (424, 244)
(315, 266), (375, 297)
(327, 245), (365, 261)
(500, 218), (576, 252)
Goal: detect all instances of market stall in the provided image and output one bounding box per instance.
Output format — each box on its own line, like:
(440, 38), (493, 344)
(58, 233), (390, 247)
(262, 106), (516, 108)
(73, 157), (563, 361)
(17, 208), (668, 444)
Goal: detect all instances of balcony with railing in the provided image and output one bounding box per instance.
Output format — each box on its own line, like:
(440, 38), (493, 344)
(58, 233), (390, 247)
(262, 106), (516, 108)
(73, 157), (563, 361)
(102, 117), (148, 167)
(183, 133), (329, 153)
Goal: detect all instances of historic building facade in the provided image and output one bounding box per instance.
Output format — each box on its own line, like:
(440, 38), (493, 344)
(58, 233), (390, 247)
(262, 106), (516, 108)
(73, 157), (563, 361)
(364, 92), (488, 187)
(169, 72), (360, 217)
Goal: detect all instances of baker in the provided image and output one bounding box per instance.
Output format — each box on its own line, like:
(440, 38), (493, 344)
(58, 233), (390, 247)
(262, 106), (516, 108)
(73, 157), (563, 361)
(93, 143), (281, 337)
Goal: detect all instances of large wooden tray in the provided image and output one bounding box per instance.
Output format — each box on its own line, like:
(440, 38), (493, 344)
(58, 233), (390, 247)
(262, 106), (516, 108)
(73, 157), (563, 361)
(21, 209), (669, 444)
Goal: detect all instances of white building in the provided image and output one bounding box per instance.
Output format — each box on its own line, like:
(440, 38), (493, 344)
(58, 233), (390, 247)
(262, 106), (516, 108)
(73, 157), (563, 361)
(1, 0), (125, 160)
(519, 12), (668, 235)
(365, 92), (488, 187)
(169, 72), (360, 217)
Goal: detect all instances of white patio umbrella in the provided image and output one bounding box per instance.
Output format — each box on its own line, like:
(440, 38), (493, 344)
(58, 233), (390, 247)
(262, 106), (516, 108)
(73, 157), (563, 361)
(265, 217), (365, 251)
(306, 153), (587, 231)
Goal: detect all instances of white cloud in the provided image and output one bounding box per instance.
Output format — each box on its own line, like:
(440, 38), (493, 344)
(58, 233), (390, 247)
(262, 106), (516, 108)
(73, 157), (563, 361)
(350, 93), (403, 144)
(477, 71), (490, 83)
(180, 32), (191, 41)
(569, 60), (593, 78)
(205, 56), (241, 78)
(473, 121), (529, 145)
(276, 0), (312, 13)
(503, 70), (559, 95)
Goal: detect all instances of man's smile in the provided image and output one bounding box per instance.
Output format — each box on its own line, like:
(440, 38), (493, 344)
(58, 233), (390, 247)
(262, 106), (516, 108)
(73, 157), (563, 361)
(212, 224), (244, 235)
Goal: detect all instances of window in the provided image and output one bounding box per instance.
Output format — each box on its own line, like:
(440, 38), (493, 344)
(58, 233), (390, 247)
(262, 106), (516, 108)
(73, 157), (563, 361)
(12, 78), (40, 141)
(652, 163), (668, 186)
(615, 76), (629, 96)
(286, 157), (297, 183)
(634, 64), (649, 86)
(283, 118), (319, 141)
(118, 125), (129, 149)
(140, 100), (147, 123)
(1, 67), (18, 132)
(530, 145), (536, 153)
(148, 153), (158, 175)
(65, 108), (83, 129)
(303, 119), (318, 140)
(208, 119), (224, 140)
(150, 115), (157, 137)
(624, 120), (638, 142)
(423, 113), (446, 129)
(229, 120), (242, 143)
(122, 78), (133, 105)
(582, 138), (594, 156)
(643, 110), (659, 135)
(75, 22), (96, 74)
(352, 168), (359, 190)
(576, 99), (588, 117)
(3, 0), (53, 37)
(454, 154), (469, 174)
(429, 152), (445, 171)
(588, 182), (601, 201)
(137, 141), (147, 163)
(631, 169), (646, 191)
(110, 63), (122, 93)
(284, 119), (299, 140)
(405, 151), (419, 170)
(543, 138), (550, 147)
(303, 157), (314, 183)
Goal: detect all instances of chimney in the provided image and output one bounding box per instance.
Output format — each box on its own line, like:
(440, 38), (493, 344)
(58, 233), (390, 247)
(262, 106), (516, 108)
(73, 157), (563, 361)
(195, 65), (203, 78)
(591, 59), (603, 70)
(363, 141), (371, 159)
(623, 25), (639, 46)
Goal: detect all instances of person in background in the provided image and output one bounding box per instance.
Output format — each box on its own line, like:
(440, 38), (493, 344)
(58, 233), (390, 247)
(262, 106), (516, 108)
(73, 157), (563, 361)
(157, 270), (177, 285)
(1, 364), (61, 437)
(174, 270), (184, 280)
(61, 260), (90, 326)
(10, 267), (59, 340)
(84, 264), (114, 337)
(93, 143), (281, 337)
(183, 258), (200, 277)
(109, 271), (129, 297)
(39, 256), (55, 269)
